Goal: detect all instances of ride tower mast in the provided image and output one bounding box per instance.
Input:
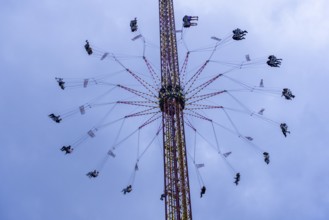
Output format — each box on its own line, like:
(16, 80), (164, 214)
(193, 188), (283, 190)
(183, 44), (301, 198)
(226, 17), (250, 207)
(158, 0), (192, 219)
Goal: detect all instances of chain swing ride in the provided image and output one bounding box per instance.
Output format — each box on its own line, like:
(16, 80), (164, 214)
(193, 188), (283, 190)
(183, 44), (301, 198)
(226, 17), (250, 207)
(50, 1), (295, 219)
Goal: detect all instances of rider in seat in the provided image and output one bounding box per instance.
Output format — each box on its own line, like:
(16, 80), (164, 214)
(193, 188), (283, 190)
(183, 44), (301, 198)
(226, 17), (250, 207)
(232, 28), (248, 40)
(86, 170), (99, 178)
(84, 40), (93, 55)
(56, 78), (65, 90)
(263, 152), (270, 164)
(49, 113), (62, 123)
(267, 55), (282, 67)
(282, 88), (295, 100)
(280, 123), (290, 137)
(200, 186), (206, 198)
(130, 18), (138, 32)
(183, 15), (198, 28)
(122, 185), (132, 194)
(61, 145), (73, 154)
(234, 173), (240, 185)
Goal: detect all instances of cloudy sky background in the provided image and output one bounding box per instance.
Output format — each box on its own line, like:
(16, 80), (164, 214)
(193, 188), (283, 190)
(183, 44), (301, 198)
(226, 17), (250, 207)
(1, 0), (329, 220)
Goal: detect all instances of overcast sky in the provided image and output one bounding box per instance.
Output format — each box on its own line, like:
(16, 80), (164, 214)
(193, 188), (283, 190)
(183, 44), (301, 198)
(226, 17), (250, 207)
(1, 0), (329, 220)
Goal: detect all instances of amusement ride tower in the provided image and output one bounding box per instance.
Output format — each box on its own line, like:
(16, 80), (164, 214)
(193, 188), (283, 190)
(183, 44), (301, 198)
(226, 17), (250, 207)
(158, 0), (192, 219)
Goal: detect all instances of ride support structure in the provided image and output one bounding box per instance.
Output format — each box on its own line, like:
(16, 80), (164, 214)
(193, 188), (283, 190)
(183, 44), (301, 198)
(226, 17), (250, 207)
(159, 0), (192, 220)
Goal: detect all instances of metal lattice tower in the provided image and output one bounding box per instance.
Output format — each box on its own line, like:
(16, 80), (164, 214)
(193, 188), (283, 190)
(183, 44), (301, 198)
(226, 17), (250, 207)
(159, 0), (192, 219)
